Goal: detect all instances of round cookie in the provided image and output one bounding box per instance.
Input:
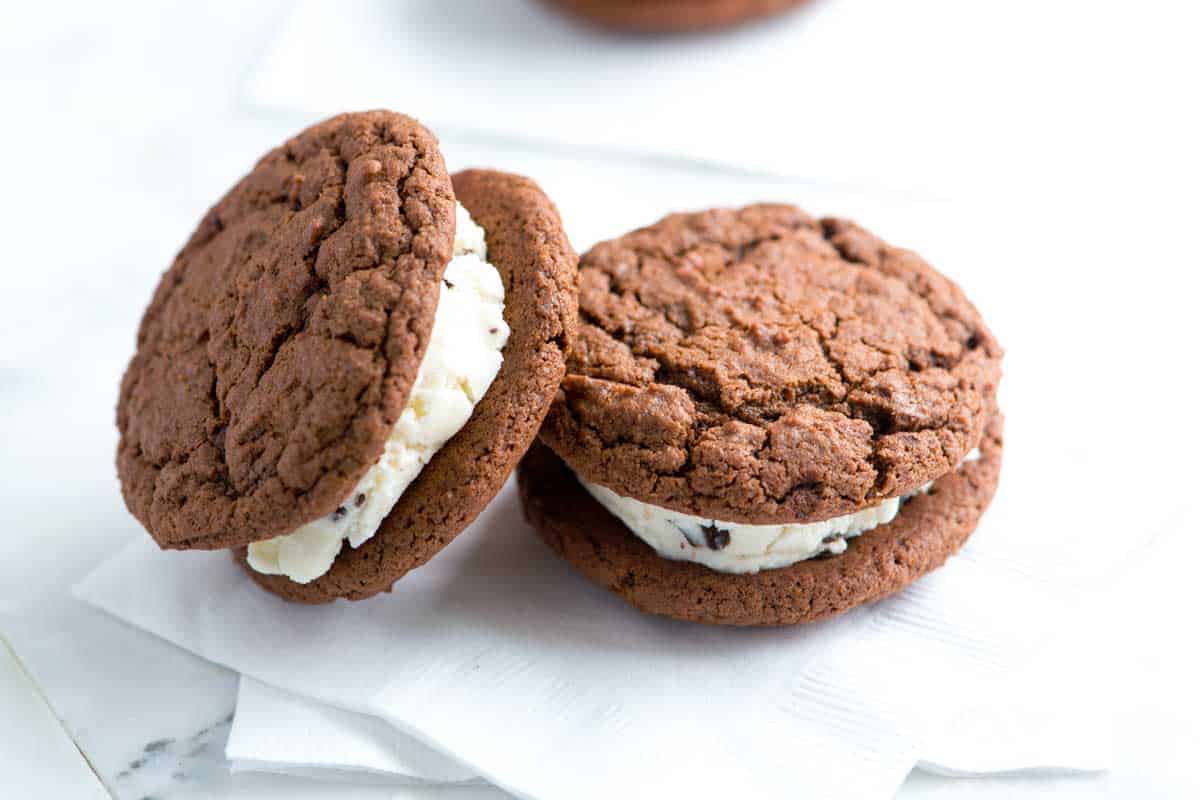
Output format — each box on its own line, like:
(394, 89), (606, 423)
(540, 204), (1003, 527)
(117, 110), (456, 551)
(520, 414), (1004, 626)
(543, 0), (809, 32)
(235, 169), (578, 603)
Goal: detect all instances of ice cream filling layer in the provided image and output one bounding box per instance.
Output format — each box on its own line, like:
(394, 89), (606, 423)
(576, 448), (980, 575)
(247, 204), (510, 584)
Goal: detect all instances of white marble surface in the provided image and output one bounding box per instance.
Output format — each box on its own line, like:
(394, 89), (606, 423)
(0, 632), (109, 797)
(1, 1), (1197, 798)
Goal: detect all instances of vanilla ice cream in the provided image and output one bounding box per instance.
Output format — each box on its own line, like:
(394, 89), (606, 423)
(577, 448), (981, 575)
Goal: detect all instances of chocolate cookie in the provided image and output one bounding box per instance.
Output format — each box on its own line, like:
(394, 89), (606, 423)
(544, 0), (808, 32)
(520, 415), (1003, 626)
(237, 169), (578, 602)
(117, 111), (577, 602)
(541, 204), (1002, 526)
(529, 203), (1003, 625)
(118, 110), (456, 551)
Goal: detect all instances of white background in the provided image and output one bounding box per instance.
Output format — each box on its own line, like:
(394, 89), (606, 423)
(1, 0), (1198, 797)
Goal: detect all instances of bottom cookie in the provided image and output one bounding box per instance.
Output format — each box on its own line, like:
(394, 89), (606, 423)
(519, 415), (1004, 626)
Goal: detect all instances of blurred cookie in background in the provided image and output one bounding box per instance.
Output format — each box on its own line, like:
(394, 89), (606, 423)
(543, 0), (809, 32)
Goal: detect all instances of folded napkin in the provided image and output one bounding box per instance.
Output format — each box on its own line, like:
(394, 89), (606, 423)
(228, 636), (1111, 790)
(77, 392), (1132, 800)
(227, 676), (477, 787)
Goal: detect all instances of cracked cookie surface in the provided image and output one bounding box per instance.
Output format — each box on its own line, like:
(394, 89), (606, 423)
(540, 204), (1002, 525)
(521, 414), (1004, 626)
(117, 111), (456, 550)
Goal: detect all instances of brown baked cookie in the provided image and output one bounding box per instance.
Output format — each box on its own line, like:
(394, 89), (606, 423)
(543, 0), (809, 32)
(530, 204), (1002, 625)
(237, 169), (578, 603)
(520, 414), (1004, 626)
(118, 110), (456, 551)
(117, 111), (578, 603)
(540, 204), (1002, 526)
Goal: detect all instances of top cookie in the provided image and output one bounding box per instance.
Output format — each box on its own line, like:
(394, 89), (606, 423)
(540, 204), (1002, 525)
(117, 111), (456, 550)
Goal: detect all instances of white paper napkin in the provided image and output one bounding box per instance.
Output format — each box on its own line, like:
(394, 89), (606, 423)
(76, 408), (1136, 800)
(228, 635), (1111, 789)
